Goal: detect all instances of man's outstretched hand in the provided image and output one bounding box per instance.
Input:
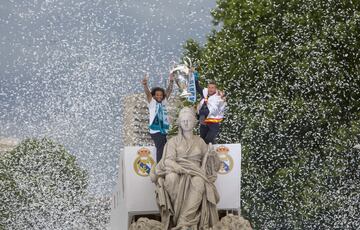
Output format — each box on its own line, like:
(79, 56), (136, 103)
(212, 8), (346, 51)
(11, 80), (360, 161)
(142, 74), (148, 86)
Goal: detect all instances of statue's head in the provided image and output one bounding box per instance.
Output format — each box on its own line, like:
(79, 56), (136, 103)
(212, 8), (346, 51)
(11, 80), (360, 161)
(178, 107), (197, 133)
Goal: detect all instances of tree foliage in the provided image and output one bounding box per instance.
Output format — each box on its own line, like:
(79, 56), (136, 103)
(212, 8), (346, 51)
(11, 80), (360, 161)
(184, 0), (360, 228)
(0, 138), (89, 229)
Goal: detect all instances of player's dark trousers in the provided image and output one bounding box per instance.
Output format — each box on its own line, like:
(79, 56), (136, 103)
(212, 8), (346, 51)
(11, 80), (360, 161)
(150, 132), (167, 162)
(200, 123), (220, 144)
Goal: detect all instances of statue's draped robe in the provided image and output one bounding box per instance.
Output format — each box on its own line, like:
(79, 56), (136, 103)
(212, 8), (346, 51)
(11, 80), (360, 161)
(150, 135), (221, 229)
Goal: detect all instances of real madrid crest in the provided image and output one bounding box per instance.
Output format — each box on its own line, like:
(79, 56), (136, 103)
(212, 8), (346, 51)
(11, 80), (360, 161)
(216, 146), (234, 174)
(133, 147), (155, 177)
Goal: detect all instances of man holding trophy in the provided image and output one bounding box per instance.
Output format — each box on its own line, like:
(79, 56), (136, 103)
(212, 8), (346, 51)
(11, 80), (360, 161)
(194, 72), (226, 144)
(170, 58), (227, 144)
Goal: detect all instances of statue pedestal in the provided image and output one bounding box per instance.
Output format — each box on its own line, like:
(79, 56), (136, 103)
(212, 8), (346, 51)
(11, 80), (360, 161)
(109, 144), (242, 230)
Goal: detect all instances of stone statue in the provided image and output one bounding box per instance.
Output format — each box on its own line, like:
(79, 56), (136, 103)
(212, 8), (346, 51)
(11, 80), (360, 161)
(150, 107), (221, 230)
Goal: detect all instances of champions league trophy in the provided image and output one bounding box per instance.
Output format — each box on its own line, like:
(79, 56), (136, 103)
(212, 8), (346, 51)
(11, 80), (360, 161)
(170, 57), (192, 98)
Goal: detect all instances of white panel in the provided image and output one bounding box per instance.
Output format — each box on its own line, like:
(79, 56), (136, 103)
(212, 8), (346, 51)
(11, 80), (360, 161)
(214, 144), (241, 211)
(109, 148), (128, 230)
(124, 146), (158, 213)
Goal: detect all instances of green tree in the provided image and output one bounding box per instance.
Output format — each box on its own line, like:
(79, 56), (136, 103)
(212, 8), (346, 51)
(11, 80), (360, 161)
(0, 138), (88, 229)
(184, 0), (360, 228)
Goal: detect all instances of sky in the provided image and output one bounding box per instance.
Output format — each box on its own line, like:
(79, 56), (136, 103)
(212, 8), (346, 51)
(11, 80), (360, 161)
(0, 0), (217, 195)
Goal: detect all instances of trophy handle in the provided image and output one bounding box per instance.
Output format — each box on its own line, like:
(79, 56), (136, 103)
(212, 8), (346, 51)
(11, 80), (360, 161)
(169, 60), (177, 73)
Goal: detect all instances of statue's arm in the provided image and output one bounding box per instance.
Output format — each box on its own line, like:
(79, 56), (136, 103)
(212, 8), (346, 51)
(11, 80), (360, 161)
(211, 149), (221, 172)
(202, 141), (221, 175)
(164, 159), (187, 174)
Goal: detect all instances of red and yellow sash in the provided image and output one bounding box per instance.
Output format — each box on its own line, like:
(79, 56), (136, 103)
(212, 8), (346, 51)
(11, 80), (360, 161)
(204, 118), (223, 124)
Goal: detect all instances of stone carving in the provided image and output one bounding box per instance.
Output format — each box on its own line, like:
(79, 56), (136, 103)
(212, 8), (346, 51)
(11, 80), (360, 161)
(212, 214), (253, 230)
(128, 214), (253, 230)
(128, 217), (164, 230)
(150, 107), (221, 229)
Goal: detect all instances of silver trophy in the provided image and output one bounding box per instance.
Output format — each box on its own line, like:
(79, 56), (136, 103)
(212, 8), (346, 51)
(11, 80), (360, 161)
(170, 57), (192, 98)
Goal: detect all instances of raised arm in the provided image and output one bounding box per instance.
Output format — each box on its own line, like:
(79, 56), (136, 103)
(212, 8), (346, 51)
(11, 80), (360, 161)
(142, 74), (152, 103)
(193, 69), (204, 98)
(165, 72), (175, 100)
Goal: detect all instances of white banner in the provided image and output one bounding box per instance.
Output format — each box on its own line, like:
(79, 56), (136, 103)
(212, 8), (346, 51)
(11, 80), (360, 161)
(187, 71), (197, 103)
